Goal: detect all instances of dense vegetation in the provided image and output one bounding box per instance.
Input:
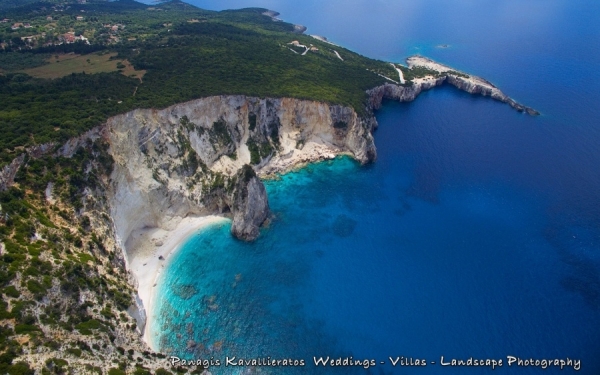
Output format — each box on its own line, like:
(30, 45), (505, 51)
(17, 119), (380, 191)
(0, 72), (138, 163)
(0, 0), (61, 12)
(126, 22), (392, 112)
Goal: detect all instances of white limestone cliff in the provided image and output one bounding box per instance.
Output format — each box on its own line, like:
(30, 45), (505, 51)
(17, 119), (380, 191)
(105, 95), (377, 249)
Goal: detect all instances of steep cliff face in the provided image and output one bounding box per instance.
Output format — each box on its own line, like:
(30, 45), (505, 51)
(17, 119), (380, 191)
(105, 95), (375, 249)
(367, 77), (446, 110)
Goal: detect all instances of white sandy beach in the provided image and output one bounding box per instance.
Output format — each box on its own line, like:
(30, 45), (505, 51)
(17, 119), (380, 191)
(125, 215), (229, 350)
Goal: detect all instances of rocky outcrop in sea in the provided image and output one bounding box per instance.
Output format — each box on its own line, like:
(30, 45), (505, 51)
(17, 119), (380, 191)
(229, 165), (270, 241)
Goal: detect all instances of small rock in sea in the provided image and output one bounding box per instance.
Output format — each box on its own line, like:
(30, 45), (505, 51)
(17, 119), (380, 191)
(158, 255), (164, 260)
(262, 218), (271, 228)
(187, 340), (196, 349)
(213, 340), (223, 351)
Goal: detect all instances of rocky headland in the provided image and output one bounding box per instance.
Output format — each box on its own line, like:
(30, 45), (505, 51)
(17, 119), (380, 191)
(367, 56), (539, 115)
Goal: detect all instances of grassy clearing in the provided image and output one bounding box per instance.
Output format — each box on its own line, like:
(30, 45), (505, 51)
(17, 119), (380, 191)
(21, 52), (145, 80)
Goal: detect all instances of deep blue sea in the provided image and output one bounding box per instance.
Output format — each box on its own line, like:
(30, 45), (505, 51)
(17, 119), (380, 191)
(149, 0), (600, 373)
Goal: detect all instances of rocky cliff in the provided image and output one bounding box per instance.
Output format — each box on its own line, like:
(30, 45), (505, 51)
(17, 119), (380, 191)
(367, 77), (446, 110)
(105, 95), (376, 249)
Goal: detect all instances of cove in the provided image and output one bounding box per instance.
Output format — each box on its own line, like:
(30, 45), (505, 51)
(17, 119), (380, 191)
(151, 86), (600, 374)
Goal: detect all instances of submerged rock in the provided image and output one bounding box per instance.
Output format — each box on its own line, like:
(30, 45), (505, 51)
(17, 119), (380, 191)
(332, 214), (357, 237)
(173, 284), (197, 300)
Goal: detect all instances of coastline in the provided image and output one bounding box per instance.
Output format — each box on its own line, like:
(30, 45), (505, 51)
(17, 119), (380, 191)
(125, 215), (230, 350)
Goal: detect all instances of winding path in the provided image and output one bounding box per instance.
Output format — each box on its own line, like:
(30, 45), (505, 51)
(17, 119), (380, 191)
(390, 63), (405, 84)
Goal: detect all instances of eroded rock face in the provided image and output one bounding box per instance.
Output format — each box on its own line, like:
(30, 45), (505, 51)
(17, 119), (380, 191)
(0, 154), (25, 192)
(229, 165), (270, 241)
(0, 143), (56, 192)
(104, 96), (374, 246)
(367, 78), (446, 110)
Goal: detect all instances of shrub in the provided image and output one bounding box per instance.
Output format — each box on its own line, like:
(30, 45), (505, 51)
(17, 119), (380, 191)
(75, 319), (103, 335)
(3, 286), (20, 298)
(26, 279), (46, 298)
(14, 324), (40, 335)
(248, 113), (257, 131)
(133, 367), (151, 375)
(66, 348), (82, 357)
(5, 362), (34, 375)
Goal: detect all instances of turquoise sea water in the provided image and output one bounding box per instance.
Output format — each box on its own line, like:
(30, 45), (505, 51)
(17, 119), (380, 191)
(151, 0), (600, 373)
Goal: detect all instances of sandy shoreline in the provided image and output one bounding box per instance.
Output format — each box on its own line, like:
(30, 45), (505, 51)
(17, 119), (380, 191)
(125, 215), (229, 350)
